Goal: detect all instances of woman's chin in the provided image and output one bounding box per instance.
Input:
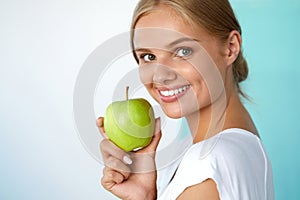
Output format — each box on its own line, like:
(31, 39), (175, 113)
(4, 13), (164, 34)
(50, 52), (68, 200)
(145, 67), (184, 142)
(165, 112), (183, 119)
(161, 105), (184, 119)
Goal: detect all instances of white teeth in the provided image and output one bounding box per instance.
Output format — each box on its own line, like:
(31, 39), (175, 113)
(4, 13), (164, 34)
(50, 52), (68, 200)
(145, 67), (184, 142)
(161, 91), (169, 96)
(160, 85), (190, 97)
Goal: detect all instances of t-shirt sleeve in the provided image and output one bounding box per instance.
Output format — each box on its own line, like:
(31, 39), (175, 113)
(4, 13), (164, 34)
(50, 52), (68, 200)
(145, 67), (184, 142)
(159, 131), (274, 200)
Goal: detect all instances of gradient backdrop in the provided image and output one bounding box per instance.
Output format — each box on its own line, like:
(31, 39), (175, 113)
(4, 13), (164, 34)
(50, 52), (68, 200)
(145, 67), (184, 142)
(0, 0), (299, 199)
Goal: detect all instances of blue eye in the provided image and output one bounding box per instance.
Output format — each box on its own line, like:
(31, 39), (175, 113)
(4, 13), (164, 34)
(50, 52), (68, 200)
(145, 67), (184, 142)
(176, 48), (192, 57)
(141, 54), (156, 62)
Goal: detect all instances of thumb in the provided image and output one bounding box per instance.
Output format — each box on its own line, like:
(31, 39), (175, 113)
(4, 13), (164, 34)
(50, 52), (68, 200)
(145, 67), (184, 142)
(139, 117), (162, 154)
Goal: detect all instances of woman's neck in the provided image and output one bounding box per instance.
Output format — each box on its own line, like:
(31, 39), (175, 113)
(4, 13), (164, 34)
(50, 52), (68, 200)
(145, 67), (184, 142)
(186, 87), (257, 144)
(186, 89), (228, 143)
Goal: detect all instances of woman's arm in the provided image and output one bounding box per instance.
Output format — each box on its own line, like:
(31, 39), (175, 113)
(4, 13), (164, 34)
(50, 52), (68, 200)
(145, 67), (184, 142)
(177, 179), (220, 200)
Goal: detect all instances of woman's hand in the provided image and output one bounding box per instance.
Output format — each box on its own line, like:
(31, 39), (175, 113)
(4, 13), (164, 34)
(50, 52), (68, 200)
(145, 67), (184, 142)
(97, 117), (162, 200)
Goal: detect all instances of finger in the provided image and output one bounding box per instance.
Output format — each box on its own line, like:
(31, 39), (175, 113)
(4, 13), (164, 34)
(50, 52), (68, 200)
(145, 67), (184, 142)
(105, 156), (131, 179)
(96, 117), (107, 138)
(100, 139), (133, 165)
(96, 117), (104, 127)
(101, 167), (125, 190)
(103, 167), (129, 183)
(154, 117), (161, 136)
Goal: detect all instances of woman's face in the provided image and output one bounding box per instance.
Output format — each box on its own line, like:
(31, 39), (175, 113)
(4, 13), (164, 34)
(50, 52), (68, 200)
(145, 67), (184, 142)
(133, 6), (228, 119)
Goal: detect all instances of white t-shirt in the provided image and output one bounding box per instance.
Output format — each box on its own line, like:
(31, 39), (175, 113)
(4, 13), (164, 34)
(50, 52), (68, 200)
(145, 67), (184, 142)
(157, 128), (274, 200)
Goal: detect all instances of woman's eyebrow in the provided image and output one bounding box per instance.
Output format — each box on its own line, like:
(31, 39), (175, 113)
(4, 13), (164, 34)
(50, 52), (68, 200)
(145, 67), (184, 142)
(134, 48), (152, 52)
(134, 37), (199, 52)
(166, 37), (200, 48)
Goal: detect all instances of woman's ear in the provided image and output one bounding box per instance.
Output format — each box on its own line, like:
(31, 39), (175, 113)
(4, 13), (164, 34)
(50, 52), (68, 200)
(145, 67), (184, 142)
(226, 30), (241, 66)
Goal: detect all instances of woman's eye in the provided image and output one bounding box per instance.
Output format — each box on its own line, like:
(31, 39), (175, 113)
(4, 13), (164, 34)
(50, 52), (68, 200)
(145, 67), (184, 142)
(141, 54), (156, 62)
(176, 48), (192, 57)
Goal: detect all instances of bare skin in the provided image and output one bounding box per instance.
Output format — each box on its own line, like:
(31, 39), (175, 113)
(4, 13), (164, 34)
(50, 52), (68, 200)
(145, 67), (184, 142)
(98, 5), (258, 200)
(98, 117), (162, 200)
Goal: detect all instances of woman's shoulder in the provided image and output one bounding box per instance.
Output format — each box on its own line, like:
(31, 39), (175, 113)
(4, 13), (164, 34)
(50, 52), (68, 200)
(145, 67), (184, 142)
(176, 128), (269, 184)
(159, 128), (273, 200)
(188, 128), (264, 162)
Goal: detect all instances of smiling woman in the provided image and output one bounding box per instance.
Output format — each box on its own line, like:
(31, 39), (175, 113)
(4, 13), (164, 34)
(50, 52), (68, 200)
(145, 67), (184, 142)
(97, 0), (274, 199)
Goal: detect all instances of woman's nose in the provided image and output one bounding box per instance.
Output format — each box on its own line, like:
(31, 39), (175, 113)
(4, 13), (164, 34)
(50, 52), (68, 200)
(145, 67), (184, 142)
(139, 63), (177, 85)
(153, 64), (177, 85)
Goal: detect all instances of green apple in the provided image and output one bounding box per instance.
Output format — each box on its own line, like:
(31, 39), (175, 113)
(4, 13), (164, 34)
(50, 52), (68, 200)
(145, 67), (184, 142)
(104, 87), (155, 152)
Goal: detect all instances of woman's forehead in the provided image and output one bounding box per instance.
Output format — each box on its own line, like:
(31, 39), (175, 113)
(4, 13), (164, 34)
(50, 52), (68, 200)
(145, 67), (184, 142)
(134, 6), (193, 35)
(133, 28), (200, 51)
(133, 8), (212, 50)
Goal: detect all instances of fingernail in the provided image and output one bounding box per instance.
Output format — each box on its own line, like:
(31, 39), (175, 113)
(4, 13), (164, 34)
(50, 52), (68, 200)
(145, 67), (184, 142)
(123, 156), (133, 165)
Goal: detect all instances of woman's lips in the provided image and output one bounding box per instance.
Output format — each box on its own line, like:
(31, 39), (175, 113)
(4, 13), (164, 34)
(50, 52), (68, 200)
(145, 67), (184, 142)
(157, 85), (191, 103)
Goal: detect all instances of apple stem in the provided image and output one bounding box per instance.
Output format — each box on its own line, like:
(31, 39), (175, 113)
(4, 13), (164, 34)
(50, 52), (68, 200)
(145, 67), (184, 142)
(126, 86), (129, 101)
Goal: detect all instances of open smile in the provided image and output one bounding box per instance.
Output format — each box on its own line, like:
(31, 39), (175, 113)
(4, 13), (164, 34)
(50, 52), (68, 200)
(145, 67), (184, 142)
(157, 84), (191, 103)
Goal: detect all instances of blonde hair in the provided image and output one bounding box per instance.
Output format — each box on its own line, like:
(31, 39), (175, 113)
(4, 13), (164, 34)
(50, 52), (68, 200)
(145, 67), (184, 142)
(130, 0), (249, 96)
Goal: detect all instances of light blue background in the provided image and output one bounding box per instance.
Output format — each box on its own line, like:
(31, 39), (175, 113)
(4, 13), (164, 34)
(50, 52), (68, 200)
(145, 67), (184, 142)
(232, 1), (300, 199)
(0, 0), (299, 199)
